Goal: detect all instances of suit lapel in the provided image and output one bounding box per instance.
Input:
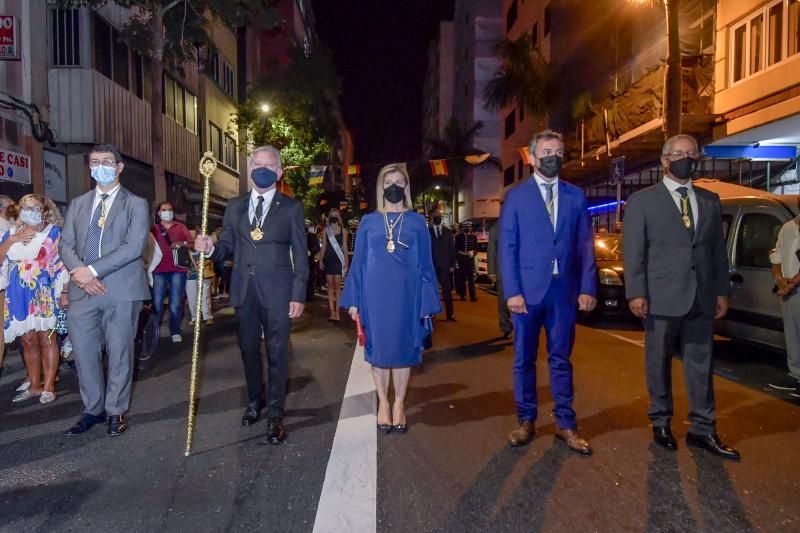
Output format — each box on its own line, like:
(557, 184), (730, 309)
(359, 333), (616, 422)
(103, 187), (128, 229)
(238, 195), (251, 240)
(692, 188), (706, 243)
(554, 182), (567, 237)
(657, 181), (693, 241)
(75, 191), (94, 257)
(261, 192), (283, 235)
(526, 178), (554, 232)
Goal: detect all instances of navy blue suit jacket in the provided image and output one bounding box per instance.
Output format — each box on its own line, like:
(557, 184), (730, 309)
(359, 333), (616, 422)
(499, 176), (597, 306)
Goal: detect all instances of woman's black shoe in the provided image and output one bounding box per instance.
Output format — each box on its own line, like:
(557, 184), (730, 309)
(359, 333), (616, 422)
(377, 423), (393, 435)
(393, 424), (407, 435)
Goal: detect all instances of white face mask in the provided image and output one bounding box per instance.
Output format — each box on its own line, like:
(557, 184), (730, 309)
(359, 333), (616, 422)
(159, 210), (174, 222)
(20, 208), (43, 227)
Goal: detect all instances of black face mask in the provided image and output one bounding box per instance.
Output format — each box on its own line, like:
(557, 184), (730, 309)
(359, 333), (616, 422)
(537, 155), (563, 179)
(432, 216), (442, 225)
(329, 217), (339, 225)
(668, 157), (699, 181)
(383, 184), (405, 204)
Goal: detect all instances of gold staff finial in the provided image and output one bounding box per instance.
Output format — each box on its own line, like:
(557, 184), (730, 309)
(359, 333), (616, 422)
(185, 151), (217, 456)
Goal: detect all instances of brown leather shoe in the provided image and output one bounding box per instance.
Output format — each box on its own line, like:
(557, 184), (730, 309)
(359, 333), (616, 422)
(555, 428), (592, 455)
(508, 421), (536, 447)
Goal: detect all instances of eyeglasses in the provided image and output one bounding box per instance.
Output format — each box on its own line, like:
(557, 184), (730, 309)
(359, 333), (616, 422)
(666, 150), (701, 159)
(89, 159), (118, 168)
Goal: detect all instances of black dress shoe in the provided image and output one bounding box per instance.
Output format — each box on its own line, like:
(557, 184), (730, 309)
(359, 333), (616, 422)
(446, 316), (457, 322)
(502, 331), (512, 340)
(686, 432), (741, 461)
(653, 426), (677, 450)
(377, 423), (393, 435)
(64, 413), (105, 435)
(266, 418), (286, 445)
(393, 424), (407, 435)
(108, 415), (127, 436)
(470, 297), (478, 302)
(242, 401), (263, 426)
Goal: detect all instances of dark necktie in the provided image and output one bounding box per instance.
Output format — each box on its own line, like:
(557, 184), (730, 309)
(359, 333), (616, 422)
(544, 183), (555, 227)
(253, 196), (264, 228)
(676, 186), (695, 237)
(435, 227), (441, 239)
(83, 193), (108, 264)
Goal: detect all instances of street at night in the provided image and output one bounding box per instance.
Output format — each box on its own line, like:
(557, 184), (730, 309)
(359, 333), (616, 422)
(2, 288), (798, 532)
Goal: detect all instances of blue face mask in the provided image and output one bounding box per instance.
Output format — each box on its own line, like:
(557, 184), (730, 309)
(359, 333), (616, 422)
(251, 167), (278, 189)
(91, 165), (117, 185)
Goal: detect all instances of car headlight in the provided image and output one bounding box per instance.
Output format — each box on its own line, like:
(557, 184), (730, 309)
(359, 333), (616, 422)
(599, 268), (623, 286)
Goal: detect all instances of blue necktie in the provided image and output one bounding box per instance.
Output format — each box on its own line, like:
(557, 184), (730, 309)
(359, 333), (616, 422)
(83, 193), (108, 264)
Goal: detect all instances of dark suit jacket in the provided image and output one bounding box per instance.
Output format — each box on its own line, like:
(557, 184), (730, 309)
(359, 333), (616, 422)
(211, 191), (309, 307)
(623, 180), (729, 317)
(429, 225), (455, 271)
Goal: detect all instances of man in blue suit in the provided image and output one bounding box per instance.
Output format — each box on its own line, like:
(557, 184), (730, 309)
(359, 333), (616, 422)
(499, 129), (597, 454)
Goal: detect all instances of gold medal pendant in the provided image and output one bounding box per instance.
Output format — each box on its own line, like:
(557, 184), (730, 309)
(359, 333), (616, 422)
(97, 217), (105, 228)
(682, 215), (691, 229)
(386, 239), (395, 253)
(250, 227), (264, 241)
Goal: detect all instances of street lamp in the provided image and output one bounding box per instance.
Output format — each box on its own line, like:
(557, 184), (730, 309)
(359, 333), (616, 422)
(627, 0), (681, 139)
(260, 103), (270, 114)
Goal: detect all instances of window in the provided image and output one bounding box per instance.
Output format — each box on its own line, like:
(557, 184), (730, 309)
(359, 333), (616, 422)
(732, 22), (747, 82)
(51, 8), (80, 66)
(185, 94), (197, 134)
(504, 166), (515, 187)
(209, 122), (223, 162)
(768, 1), (784, 66)
(133, 53), (152, 101)
(224, 134), (238, 170)
(504, 109), (516, 138)
(164, 75), (197, 133)
(506, 0), (518, 32)
(544, 4), (552, 36)
(722, 214), (733, 241)
(736, 213), (782, 269)
(165, 77), (175, 120)
(750, 14), (764, 75)
(223, 61), (235, 99)
(208, 50), (221, 84)
(532, 22), (539, 47)
(92, 13), (129, 89)
(790, 0), (800, 56)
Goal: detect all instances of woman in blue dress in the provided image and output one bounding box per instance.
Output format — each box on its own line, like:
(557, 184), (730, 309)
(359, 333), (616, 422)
(341, 164), (440, 434)
(0, 194), (69, 405)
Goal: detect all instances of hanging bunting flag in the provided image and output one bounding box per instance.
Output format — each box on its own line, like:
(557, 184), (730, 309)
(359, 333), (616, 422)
(430, 159), (448, 176)
(309, 165), (326, 186)
(464, 153), (491, 165)
(346, 164), (361, 176)
(518, 148), (532, 166)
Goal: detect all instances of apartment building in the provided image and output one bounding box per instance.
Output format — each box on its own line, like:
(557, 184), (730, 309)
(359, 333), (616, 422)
(423, 21), (455, 155)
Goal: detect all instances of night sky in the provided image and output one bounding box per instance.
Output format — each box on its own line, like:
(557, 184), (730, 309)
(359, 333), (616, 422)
(311, 0), (455, 169)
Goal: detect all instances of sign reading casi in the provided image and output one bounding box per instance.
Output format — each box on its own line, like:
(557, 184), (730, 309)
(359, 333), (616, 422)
(0, 16), (18, 60)
(0, 147), (31, 184)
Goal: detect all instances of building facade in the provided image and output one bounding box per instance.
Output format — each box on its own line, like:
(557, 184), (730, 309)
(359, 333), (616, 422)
(423, 21), (455, 155)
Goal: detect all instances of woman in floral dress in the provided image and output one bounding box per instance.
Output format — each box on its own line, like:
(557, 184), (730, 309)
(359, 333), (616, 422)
(0, 194), (69, 405)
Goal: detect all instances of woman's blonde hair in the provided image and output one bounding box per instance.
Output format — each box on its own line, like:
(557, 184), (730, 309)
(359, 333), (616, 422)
(375, 164), (413, 213)
(16, 194), (64, 227)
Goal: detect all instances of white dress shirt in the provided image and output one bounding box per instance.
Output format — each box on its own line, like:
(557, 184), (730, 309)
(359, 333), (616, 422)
(533, 173), (559, 274)
(87, 184), (121, 276)
(662, 177), (699, 226)
(770, 218), (800, 278)
(249, 187), (276, 225)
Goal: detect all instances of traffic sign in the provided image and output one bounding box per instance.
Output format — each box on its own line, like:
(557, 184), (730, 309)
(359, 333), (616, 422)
(610, 156), (625, 185)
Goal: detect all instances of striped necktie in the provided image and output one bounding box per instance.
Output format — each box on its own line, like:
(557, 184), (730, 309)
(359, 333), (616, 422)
(83, 193), (108, 264)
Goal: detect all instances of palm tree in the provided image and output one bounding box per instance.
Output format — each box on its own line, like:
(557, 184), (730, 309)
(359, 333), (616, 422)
(483, 31), (552, 120)
(426, 118), (498, 224)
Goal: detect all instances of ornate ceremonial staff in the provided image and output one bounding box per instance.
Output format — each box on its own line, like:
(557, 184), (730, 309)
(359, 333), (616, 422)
(185, 151), (217, 456)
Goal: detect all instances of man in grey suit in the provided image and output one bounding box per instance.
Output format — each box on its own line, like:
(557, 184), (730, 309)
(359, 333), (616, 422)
(624, 134), (740, 460)
(60, 144), (150, 437)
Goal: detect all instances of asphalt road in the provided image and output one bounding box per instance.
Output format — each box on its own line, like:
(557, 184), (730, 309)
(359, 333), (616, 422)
(1, 287), (799, 532)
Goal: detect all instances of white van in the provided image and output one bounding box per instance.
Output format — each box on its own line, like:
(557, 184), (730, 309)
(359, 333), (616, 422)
(696, 180), (799, 350)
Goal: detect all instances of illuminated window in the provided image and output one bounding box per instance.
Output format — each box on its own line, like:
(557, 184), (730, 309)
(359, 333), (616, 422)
(768, 1), (784, 66)
(790, 0), (800, 56)
(750, 14), (764, 74)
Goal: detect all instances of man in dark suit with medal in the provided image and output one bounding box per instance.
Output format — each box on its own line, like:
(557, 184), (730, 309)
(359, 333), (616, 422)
(195, 145), (308, 445)
(624, 134), (739, 460)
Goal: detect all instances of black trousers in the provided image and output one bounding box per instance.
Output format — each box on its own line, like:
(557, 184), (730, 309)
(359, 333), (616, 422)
(306, 259), (318, 302)
(643, 296), (716, 435)
(455, 256), (476, 299)
(236, 277), (291, 419)
(435, 266), (454, 319)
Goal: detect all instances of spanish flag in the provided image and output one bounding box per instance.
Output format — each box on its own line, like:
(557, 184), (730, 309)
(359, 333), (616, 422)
(430, 159), (448, 176)
(346, 164), (361, 177)
(518, 147), (532, 166)
(309, 165), (326, 186)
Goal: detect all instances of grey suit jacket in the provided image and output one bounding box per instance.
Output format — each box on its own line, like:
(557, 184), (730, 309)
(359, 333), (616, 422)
(623, 180), (730, 317)
(59, 187), (151, 302)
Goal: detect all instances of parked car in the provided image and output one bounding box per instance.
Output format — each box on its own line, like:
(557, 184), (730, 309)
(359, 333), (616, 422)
(475, 237), (489, 282)
(592, 233), (629, 316)
(693, 180), (800, 351)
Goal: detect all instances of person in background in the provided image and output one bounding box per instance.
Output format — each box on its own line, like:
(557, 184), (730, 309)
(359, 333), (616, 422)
(320, 208), (348, 322)
(455, 220), (478, 301)
(342, 163), (440, 435)
(306, 219), (321, 302)
(347, 218), (359, 263)
(488, 220), (512, 339)
(614, 221), (623, 234)
(151, 202), (191, 343)
(186, 229), (214, 326)
(429, 209), (455, 321)
(769, 205), (800, 394)
(624, 133), (739, 460)
(0, 195), (13, 375)
(0, 194), (69, 405)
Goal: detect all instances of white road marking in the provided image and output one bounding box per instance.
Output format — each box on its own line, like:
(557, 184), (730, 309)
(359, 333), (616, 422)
(313, 344), (377, 533)
(602, 331), (646, 348)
